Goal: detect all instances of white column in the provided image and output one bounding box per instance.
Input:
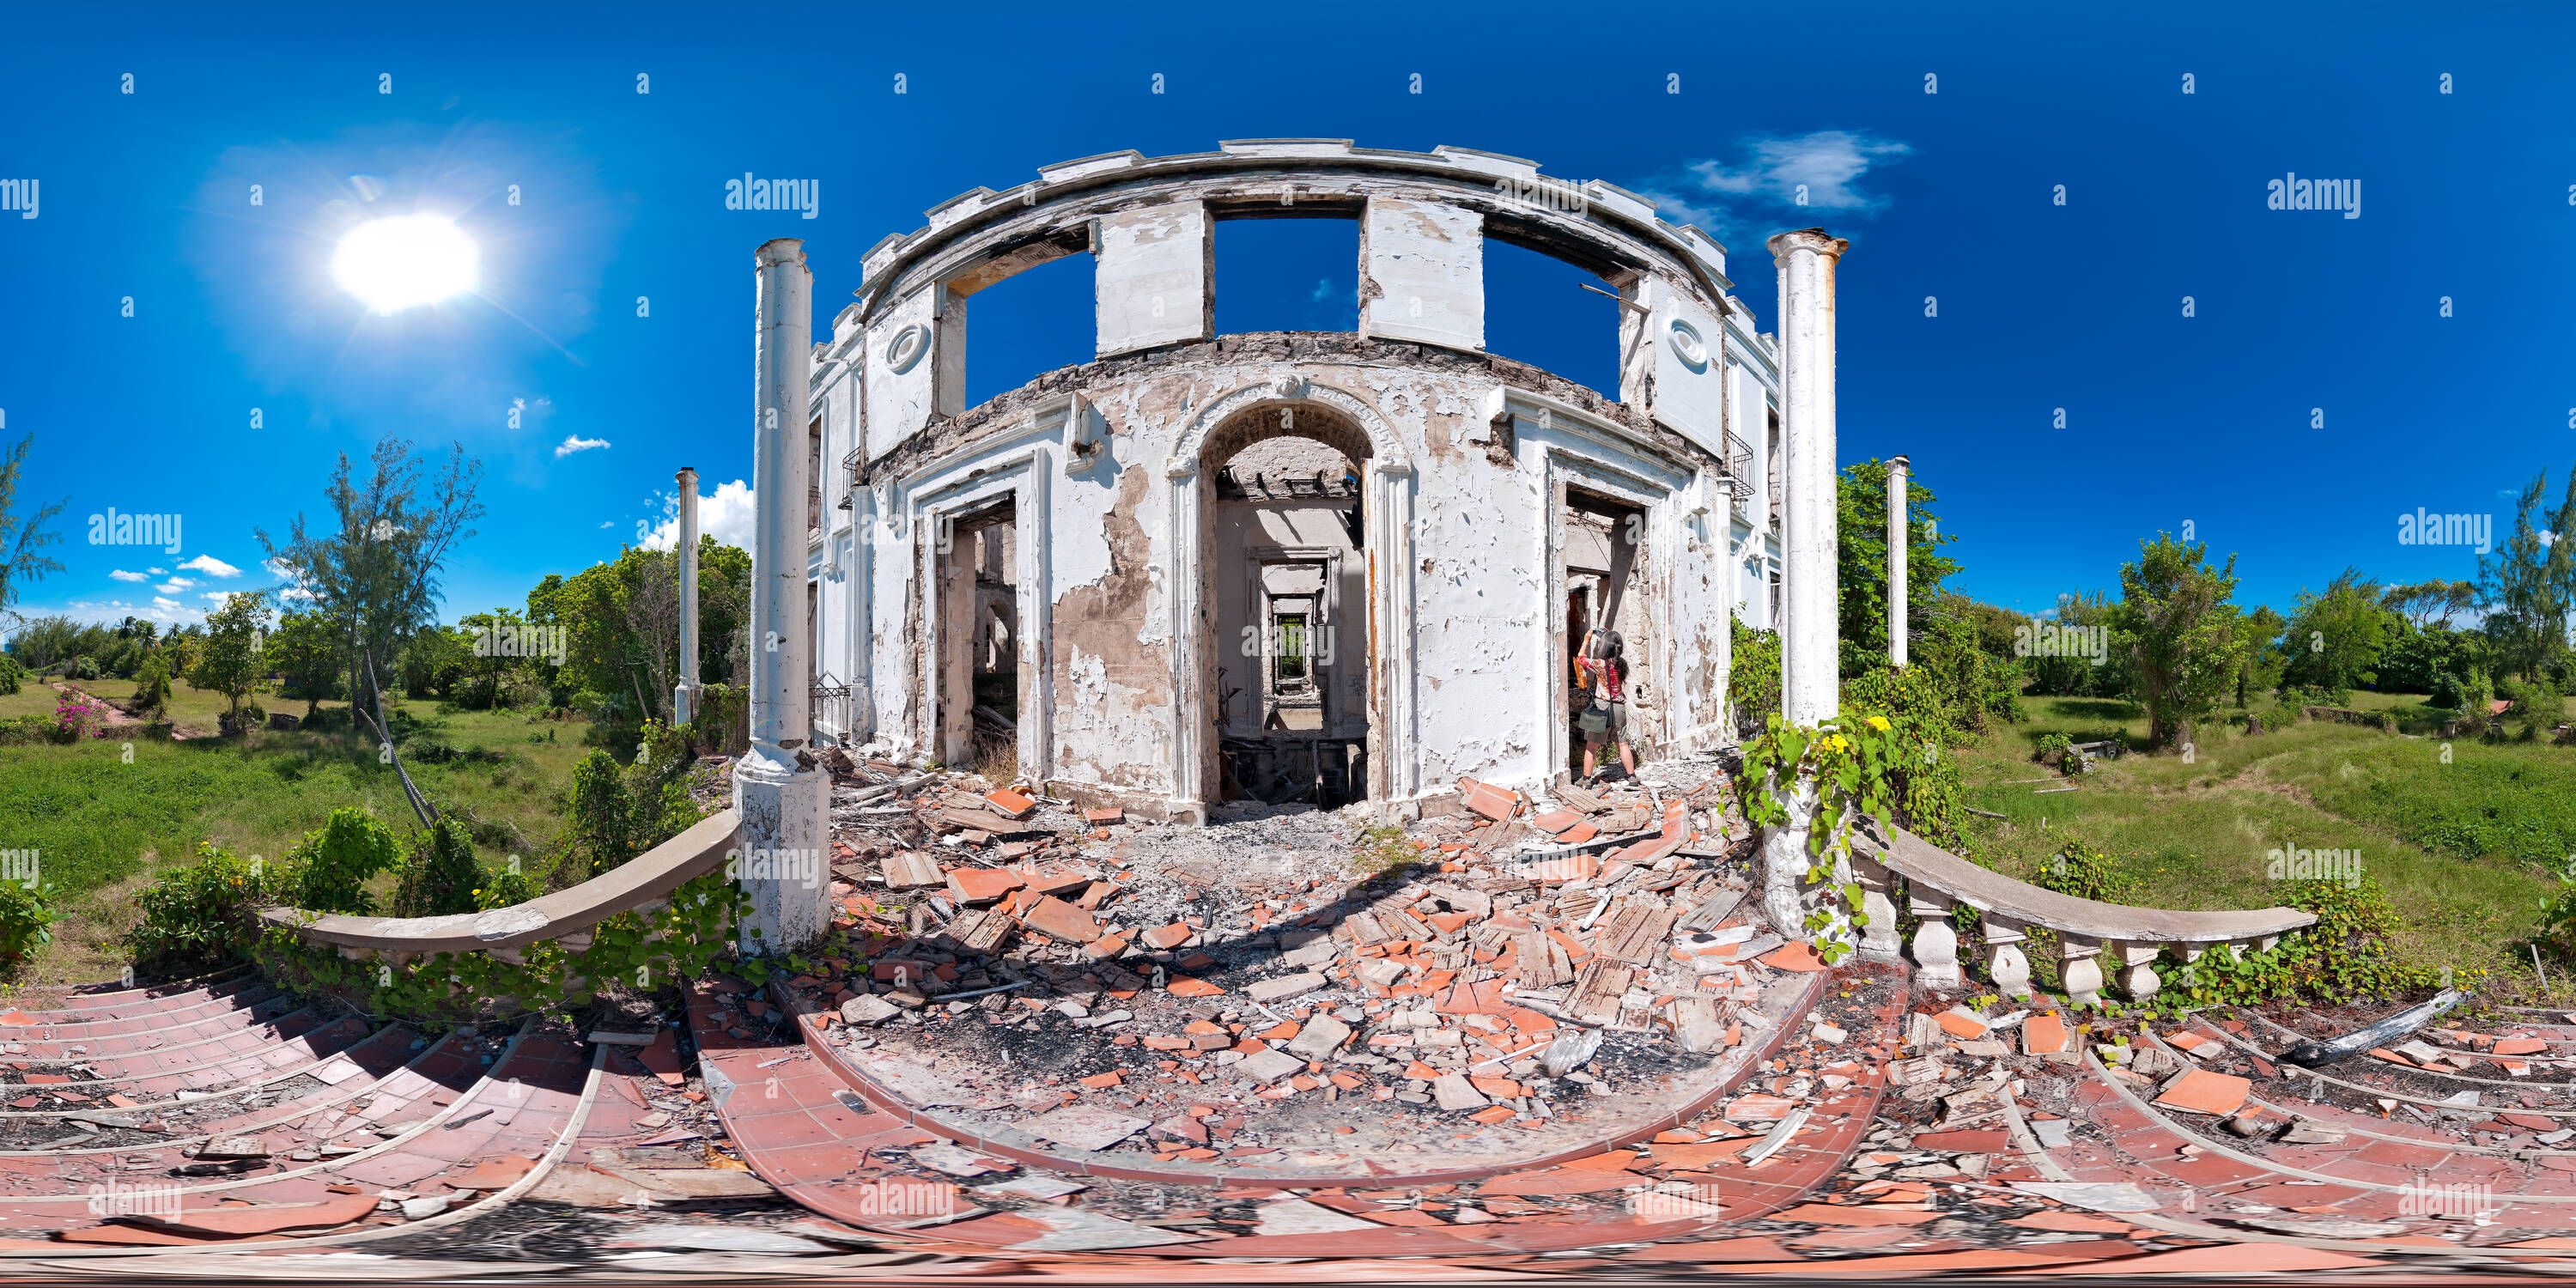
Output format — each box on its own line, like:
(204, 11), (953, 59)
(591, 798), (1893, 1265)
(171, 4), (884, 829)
(1759, 229), (1847, 947)
(734, 239), (829, 955)
(1768, 228), (1847, 726)
(1886, 454), (1909, 668)
(674, 466), (702, 725)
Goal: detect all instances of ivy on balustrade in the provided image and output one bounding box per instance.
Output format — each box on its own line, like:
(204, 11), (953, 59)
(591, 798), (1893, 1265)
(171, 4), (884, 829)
(1740, 710), (1909, 964)
(259, 870), (753, 1025)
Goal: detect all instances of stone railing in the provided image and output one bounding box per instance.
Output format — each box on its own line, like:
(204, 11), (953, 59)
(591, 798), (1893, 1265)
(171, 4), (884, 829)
(1843, 819), (2316, 1005)
(256, 809), (742, 962)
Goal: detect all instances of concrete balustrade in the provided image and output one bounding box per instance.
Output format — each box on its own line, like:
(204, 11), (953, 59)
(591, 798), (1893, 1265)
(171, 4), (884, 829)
(1850, 818), (2314, 1005)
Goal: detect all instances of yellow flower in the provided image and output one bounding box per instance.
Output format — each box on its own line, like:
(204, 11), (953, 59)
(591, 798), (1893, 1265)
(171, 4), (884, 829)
(1868, 715), (1891, 732)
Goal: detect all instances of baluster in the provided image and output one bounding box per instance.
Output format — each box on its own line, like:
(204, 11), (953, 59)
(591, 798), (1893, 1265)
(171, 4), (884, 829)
(1983, 914), (2032, 999)
(1910, 885), (1960, 988)
(2059, 934), (2105, 1006)
(1850, 854), (1901, 957)
(2106, 939), (2162, 1002)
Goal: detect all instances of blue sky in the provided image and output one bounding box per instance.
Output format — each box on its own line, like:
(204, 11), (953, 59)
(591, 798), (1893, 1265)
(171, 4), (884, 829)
(2, 2), (2570, 634)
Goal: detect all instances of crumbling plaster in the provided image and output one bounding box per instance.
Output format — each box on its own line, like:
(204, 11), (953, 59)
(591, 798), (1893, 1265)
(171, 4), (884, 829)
(813, 144), (1783, 824)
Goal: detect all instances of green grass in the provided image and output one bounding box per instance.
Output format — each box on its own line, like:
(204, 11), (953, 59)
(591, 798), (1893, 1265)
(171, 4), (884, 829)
(1954, 694), (2569, 994)
(0, 699), (599, 985)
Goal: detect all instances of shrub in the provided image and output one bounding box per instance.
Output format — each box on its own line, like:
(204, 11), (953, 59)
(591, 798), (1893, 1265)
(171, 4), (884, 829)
(53, 694), (110, 740)
(282, 808), (401, 914)
(131, 654), (173, 715)
(2500, 674), (2567, 740)
(0, 878), (60, 966)
(1727, 619), (1783, 734)
(128, 841), (285, 969)
(0, 714), (52, 745)
(0, 654), (22, 696)
(2031, 836), (2136, 904)
(392, 817), (482, 918)
(1840, 662), (1977, 854)
(63, 655), (98, 681)
(2032, 731), (2075, 770)
(476, 859), (544, 910)
(568, 750), (635, 872)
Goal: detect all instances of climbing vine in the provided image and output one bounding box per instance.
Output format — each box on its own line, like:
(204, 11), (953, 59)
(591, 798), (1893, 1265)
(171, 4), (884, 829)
(1740, 711), (1907, 963)
(260, 870), (751, 1025)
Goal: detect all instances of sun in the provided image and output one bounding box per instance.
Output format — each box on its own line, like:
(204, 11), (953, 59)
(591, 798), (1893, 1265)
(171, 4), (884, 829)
(331, 214), (479, 314)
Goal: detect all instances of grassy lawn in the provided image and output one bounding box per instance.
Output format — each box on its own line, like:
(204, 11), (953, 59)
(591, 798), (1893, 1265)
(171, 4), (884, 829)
(1955, 694), (2571, 996)
(0, 697), (602, 986)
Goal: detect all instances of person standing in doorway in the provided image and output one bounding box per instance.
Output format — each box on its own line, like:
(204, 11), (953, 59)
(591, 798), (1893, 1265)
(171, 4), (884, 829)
(1573, 628), (1636, 782)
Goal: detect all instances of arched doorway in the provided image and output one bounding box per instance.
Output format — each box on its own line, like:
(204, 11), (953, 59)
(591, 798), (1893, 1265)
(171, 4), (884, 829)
(1200, 404), (1373, 811)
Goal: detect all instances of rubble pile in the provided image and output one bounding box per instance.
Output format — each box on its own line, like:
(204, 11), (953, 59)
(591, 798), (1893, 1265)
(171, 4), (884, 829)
(768, 754), (1849, 1171)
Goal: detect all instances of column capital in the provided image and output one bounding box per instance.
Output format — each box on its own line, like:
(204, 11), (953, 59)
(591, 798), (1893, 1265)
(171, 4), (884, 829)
(1887, 454), (1911, 475)
(1766, 228), (1849, 264)
(756, 238), (807, 269)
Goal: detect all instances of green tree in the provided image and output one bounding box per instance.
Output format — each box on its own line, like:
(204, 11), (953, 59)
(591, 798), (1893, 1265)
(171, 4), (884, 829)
(258, 437), (485, 719)
(191, 591), (271, 722)
(264, 608), (346, 719)
(2382, 579), (2477, 630)
(0, 434), (66, 629)
(2108, 534), (2248, 751)
(2478, 465), (2576, 683)
(2278, 568), (2396, 699)
(2233, 605), (2287, 708)
(1836, 459), (1962, 675)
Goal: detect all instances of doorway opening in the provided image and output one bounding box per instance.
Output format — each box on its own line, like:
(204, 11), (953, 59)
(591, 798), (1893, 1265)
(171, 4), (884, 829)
(1562, 488), (1647, 781)
(1205, 406), (1372, 810)
(935, 497), (1019, 775)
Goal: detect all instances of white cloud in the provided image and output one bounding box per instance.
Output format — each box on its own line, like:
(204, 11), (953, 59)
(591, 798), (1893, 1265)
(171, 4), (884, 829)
(178, 554), (242, 578)
(639, 478), (756, 552)
(151, 596), (181, 612)
(157, 577), (197, 593)
(1307, 277), (1334, 302)
(280, 586), (315, 601)
(555, 434), (611, 459)
(148, 567), (167, 575)
(202, 591), (232, 603)
(109, 569), (148, 583)
(1643, 130), (1912, 238)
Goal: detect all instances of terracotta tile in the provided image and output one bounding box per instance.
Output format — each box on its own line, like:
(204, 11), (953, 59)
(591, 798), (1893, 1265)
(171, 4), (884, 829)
(2032, 1243), (2379, 1274)
(1934, 1012), (1988, 1039)
(2152, 1069), (2251, 1117)
(1020, 896), (1103, 944)
(1768, 1203), (1942, 1226)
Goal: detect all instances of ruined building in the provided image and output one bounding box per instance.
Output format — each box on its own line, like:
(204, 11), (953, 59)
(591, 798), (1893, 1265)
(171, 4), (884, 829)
(777, 142), (1793, 824)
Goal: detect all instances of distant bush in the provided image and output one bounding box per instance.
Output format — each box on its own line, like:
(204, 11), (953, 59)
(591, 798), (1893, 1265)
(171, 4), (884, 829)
(0, 714), (50, 745)
(1728, 620), (1781, 733)
(392, 817), (482, 919)
(2031, 836), (2136, 904)
(0, 654), (22, 696)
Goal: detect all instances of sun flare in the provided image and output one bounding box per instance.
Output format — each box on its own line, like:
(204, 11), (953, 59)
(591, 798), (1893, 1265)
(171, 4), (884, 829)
(332, 214), (479, 314)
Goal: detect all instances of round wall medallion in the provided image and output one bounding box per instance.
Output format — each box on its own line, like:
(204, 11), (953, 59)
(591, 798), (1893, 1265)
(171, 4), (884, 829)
(884, 323), (931, 374)
(1668, 318), (1710, 372)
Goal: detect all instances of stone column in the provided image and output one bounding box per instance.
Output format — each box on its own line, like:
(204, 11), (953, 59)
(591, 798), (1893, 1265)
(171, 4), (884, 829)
(1759, 228), (1849, 945)
(1886, 453), (1910, 668)
(673, 466), (702, 726)
(734, 239), (829, 956)
(1769, 228), (1847, 727)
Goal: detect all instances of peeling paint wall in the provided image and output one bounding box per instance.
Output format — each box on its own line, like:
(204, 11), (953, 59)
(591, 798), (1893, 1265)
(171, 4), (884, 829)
(810, 143), (1796, 822)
